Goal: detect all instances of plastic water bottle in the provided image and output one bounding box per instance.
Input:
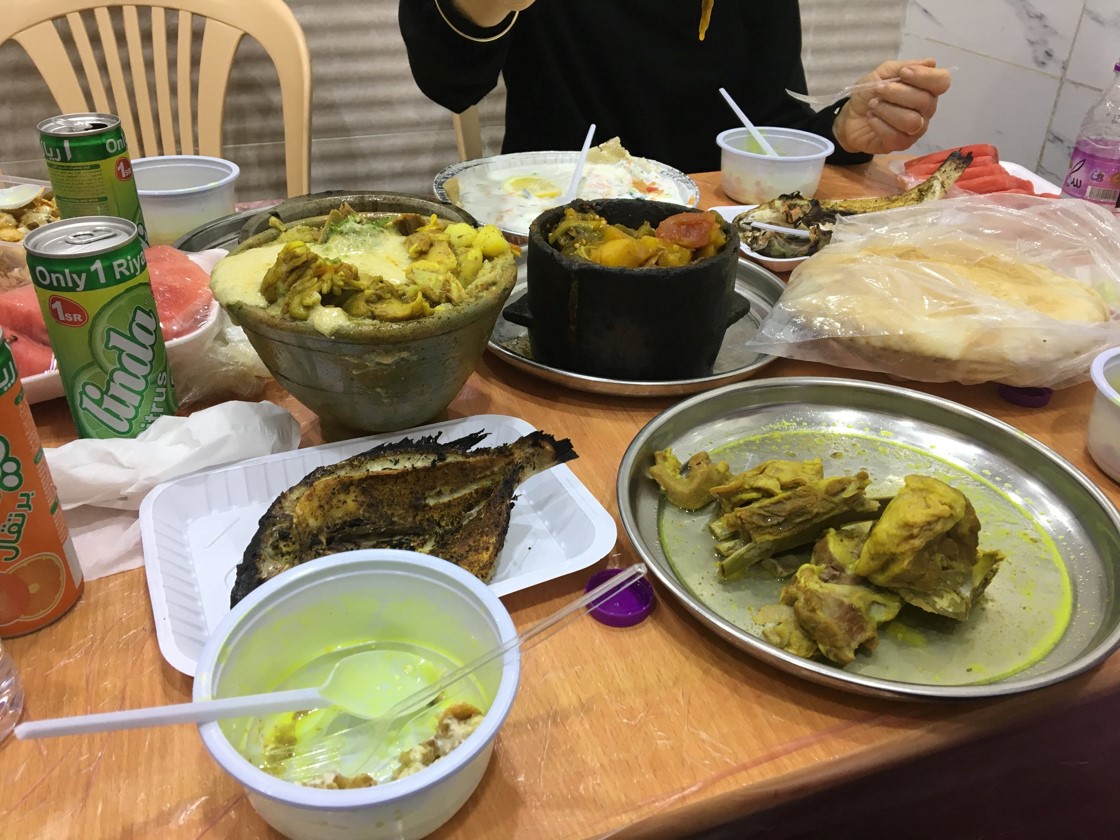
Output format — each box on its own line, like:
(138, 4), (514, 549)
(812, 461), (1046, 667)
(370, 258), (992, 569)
(1060, 60), (1120, 212)
(0, 640), (24, 741)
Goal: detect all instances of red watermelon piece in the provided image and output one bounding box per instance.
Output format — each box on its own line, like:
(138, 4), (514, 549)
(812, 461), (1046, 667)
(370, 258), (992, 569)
(0, 284), (48, 345)
(3, 328), (53, 378)
(145, 245), (214, 339)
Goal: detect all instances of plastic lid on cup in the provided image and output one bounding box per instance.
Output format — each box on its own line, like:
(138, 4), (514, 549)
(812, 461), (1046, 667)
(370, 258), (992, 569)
(585, 568), (655, 627)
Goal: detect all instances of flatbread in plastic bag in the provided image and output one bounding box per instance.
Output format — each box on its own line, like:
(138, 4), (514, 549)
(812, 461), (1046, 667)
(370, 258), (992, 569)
(744, 194), (1120, 387)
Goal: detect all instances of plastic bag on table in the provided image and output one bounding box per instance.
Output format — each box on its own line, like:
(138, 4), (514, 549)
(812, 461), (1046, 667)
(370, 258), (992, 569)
(743, 193), (1120, 388)
(171, 248), (272, 407)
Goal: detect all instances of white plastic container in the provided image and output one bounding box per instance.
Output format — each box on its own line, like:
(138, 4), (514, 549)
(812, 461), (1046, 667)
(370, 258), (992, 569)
(194, 549), (521, 840)
(1088, 346), (1120, 483)
(133, 155), (239, 245)
(717, 126), (833, 204)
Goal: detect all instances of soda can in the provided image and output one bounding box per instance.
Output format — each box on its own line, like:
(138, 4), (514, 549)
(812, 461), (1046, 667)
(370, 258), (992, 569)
(38, 113), (150, 246)
(0, 328), (84, 637)
(23, 217), (178, 439)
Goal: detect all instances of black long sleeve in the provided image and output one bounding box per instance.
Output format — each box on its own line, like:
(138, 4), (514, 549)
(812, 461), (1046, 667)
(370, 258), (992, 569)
(399, 0), (872, 172)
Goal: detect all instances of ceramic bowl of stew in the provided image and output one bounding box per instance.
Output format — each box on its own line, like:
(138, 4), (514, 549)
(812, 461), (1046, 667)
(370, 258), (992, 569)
(502, 198), (745, 381)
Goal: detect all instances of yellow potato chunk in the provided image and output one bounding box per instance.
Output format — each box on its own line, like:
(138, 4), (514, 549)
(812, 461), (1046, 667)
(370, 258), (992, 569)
(475, 225), (511, 258)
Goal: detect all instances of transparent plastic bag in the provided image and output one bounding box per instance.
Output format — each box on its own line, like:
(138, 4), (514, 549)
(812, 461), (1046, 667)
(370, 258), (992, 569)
(744, 193), (1120, 388)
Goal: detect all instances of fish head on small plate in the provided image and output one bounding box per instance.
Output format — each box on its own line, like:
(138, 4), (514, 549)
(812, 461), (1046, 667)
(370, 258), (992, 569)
(711, 205), (807, 273)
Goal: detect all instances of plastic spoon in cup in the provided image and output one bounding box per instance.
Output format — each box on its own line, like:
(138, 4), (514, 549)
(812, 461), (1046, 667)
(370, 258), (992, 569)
(718, 88), (778, 157)
(14, 648), (436, 740)
(272, 562), (650, 783)
(555, 122), (597, 206)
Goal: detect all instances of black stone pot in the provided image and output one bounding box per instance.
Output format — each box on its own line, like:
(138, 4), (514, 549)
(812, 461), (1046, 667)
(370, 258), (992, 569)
(504, 198), (747, 381)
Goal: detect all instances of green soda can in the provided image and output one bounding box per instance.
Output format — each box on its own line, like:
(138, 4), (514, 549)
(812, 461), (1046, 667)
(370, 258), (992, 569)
(38, 113), (149, 246)
(22, 217), (177, 438)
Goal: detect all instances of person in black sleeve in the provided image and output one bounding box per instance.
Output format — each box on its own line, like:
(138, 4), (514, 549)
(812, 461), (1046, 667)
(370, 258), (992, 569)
(399, 0), (951, 173)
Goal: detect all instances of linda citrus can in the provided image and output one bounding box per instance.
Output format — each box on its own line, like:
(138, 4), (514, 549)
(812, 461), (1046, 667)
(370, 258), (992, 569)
(23, 216), (177, 438)
(0, 329), (84, 637)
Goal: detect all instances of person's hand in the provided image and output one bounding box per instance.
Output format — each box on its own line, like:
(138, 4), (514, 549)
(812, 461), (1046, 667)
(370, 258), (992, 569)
(453, 0), (536, 28)
(832, 59), (952, 156)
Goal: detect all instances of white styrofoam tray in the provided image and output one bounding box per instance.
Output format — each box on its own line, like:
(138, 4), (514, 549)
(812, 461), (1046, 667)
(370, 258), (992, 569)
(139, 413), (618, 676)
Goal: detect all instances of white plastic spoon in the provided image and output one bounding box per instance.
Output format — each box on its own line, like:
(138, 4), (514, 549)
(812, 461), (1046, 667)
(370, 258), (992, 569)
(718, 88), (779, 157)
(555, 122), (597, 205)
(14, 648), (432, 739)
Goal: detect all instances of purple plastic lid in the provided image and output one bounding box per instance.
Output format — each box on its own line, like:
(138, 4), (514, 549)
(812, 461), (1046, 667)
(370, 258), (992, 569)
(998, 384), (1053, 408)
(585, 568), (655, 627)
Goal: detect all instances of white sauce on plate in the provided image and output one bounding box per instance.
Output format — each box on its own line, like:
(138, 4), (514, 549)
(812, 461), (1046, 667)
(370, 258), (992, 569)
(453, 158), (691, 235)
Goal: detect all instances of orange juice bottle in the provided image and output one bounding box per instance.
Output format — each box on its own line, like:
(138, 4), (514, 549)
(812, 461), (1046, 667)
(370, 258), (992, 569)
(0, 328), (83, 637)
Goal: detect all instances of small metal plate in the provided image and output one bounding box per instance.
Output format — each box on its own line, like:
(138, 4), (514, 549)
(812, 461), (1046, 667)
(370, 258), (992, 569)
(617, 378), (1120, 700)
(487, 259), (785, 397)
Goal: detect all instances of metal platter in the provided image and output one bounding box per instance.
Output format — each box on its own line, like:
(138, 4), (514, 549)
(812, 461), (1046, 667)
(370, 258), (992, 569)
(487, 258), (785, 397)
(617, 377), (1120, 700)
(433, 150), (700, 245)
(172, 206), (275, 252)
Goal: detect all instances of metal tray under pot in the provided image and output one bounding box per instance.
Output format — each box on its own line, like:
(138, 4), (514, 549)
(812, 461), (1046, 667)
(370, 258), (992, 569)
(506, 198), (746, 381)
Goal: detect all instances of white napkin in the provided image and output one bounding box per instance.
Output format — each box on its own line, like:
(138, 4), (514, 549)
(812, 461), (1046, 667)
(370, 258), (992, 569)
(44, 400), (302, 580)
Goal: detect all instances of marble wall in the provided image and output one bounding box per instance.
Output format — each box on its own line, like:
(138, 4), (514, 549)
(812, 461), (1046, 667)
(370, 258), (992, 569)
(901, 0), (1120, 186)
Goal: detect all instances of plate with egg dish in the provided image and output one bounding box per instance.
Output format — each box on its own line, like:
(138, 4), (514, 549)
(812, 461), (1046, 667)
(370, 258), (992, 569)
(434, 139), (699, 245)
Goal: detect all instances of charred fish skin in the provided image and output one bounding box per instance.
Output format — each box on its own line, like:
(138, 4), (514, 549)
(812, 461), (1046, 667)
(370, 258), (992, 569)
(734, 150), (974, 258)
(230, 430), (577, 606)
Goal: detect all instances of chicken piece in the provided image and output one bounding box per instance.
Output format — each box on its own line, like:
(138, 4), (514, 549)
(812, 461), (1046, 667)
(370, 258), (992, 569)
(754, 604), (818, 658)
(647, 448), (731, 510)
(811, 526), (867, 575)
(718, 471), (875, 544)
(708, 457), (824, 512)
(853, 475), (1004, 620)
(777, 563), (903, 664)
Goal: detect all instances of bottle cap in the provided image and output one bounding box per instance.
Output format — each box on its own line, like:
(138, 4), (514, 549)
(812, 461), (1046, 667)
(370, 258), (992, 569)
(998, 384), (1053, 408)
(584, 568), (655, 627)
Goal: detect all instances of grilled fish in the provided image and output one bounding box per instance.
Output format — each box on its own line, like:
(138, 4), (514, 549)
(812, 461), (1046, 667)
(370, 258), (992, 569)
(735, 149), (974, 258)
(231, 430), (577, 606)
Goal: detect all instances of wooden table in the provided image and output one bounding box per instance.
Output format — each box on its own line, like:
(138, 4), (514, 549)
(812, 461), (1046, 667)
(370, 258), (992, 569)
(4, 161), (1119, 839)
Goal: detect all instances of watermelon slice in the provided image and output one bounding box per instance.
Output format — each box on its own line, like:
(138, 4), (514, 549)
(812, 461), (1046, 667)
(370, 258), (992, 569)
(145, 245), (214, 339)
(3, 327), (53, 377)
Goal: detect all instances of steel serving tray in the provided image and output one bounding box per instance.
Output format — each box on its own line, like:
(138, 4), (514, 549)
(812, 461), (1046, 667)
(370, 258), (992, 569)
(617, 377), (1120, 700)
(487, 258), (785, 397)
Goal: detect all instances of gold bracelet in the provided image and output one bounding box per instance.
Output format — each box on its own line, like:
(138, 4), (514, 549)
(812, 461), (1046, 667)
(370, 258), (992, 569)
(434, 0), (519, 43)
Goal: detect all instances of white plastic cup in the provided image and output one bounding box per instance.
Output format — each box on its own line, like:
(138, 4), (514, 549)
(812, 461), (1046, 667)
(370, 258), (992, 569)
(133, 155), (240, 246)
(1088, 346), (1120, 482)
(194, 550), (521, 840)
(717, 126), (834, 204)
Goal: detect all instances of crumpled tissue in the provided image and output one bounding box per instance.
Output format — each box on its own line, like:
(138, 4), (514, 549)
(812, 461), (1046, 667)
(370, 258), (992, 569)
(44, 400), (302, 581)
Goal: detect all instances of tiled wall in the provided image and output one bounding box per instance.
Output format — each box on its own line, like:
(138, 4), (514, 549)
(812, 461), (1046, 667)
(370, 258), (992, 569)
(901, 0), (1120, 186)
(0, 1), (916, 202)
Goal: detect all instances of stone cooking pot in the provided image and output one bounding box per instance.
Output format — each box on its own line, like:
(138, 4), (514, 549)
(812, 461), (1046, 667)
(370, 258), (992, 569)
(505, 198), (746, 381)
(219, 193), (517, 439)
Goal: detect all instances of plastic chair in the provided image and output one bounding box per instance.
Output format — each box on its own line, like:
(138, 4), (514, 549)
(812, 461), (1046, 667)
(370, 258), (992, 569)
(0, 0), (311, 197)
(453, 105), (483, 162)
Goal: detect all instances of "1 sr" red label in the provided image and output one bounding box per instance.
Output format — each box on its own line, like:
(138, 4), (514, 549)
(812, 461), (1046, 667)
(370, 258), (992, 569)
(48, 295), (89, 327)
